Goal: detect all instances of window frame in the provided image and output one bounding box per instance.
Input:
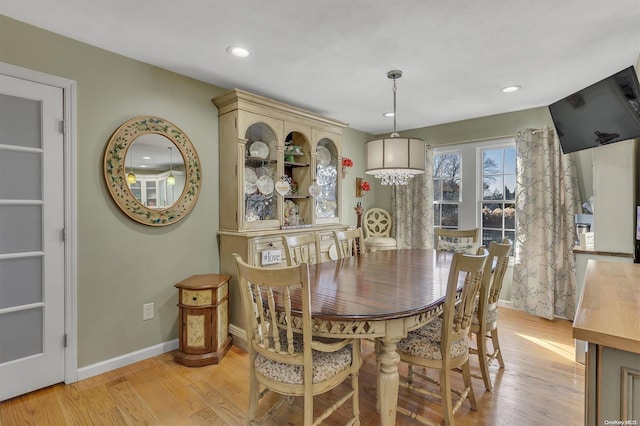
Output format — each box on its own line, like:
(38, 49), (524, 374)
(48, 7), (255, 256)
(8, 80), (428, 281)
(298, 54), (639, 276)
(433, 137), (516, 243)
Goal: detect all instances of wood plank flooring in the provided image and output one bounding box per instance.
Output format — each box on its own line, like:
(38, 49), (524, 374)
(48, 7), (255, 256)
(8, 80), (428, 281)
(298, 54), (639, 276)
(0, 307), (585, 425)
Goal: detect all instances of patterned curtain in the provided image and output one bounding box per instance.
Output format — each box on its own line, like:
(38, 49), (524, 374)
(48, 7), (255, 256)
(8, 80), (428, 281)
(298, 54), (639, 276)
(511, 127), (582, 320)
(391, 145), (434, 249)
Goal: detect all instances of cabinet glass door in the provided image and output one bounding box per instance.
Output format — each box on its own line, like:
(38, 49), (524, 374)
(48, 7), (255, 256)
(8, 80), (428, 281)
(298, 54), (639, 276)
(315, 138), (338, 220)
(244, 123), (278, 227)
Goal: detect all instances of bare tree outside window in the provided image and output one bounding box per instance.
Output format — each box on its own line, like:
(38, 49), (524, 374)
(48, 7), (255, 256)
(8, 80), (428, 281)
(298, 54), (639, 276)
(433, 153), (461, 228)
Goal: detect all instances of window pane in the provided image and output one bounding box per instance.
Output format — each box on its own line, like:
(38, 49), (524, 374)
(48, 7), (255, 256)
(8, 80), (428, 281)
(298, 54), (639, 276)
(483, 149), (503, 174)
(441, 204), (458, 227)
(442, 179), (459, 201)
(504, 203), (516, 229)
(482, 203), (503, 228)
(505, 230), (515, 243)
(433, 205), (441, 227)
(482, 229), (504, 247)
(483, 175), (504, 200)
(505, 174), (516, 200)
(504, 147), (516, 174)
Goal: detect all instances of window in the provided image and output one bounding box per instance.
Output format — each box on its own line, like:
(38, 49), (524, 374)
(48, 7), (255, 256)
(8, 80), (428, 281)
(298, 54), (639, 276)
(433, 152), (461, 229)
(480, 146), (516, 246)
(433, 138), (516, 246)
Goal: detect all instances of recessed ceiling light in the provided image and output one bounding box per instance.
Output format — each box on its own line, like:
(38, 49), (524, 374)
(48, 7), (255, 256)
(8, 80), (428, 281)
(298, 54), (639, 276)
(142, 156), (151, 160)
(383, 112), (394, 117)
(226, 46), (252, 58)
(501, 85), (521, 93)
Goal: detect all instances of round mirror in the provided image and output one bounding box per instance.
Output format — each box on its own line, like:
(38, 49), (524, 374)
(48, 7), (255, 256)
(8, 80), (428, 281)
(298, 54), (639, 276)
(103, 116), (201, 226)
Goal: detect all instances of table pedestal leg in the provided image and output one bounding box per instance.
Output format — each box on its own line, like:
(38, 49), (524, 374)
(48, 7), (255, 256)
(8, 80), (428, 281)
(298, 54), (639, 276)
(376, 337), (400, 426)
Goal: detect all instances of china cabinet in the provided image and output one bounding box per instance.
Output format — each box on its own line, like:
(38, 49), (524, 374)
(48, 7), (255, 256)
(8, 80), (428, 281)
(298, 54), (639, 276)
(212, 89), (349, 340)
(174, 274), (232, 367)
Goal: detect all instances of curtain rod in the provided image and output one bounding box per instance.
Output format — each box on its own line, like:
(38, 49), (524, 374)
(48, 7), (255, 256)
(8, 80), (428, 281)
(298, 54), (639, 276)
(430, 133), (516, 148)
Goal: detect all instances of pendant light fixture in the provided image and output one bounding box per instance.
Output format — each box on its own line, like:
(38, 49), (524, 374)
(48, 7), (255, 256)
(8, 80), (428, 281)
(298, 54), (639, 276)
(126, 144), (137, 184)
(167, 146), (176, 186)
(365, 70), (426, 185)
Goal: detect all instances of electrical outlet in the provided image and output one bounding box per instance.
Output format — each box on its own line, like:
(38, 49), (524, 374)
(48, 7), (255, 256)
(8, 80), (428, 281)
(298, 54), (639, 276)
(143, 303), (154, 320)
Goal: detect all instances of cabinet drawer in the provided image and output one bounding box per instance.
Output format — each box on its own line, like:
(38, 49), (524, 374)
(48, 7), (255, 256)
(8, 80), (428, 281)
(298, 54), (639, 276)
(182, 289), (213, 306)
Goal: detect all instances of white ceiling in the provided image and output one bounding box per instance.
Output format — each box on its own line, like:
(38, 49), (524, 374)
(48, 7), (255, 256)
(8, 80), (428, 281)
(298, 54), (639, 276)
(2, 0), (639, 134)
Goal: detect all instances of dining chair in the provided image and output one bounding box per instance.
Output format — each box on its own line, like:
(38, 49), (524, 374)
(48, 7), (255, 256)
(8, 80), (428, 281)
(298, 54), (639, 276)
(395, 249), (488, 425)
(469, 238), (512, 391)
(362, 208), (397, 252)
(282, 232), (322, 266)
(333, 227), (365, 258)
(435, 228), (480, 254)
(233, 254), (362, 426)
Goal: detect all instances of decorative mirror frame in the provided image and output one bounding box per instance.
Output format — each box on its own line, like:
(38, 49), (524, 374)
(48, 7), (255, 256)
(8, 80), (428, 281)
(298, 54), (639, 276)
(103, 116), (201, 226)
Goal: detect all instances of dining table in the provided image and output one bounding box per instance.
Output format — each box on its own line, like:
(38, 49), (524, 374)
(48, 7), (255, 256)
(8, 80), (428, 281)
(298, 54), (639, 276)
(276, 248), (458, 426)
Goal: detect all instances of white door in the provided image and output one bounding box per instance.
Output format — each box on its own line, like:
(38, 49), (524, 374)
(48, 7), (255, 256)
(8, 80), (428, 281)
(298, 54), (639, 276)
(0, 74), (65, 401)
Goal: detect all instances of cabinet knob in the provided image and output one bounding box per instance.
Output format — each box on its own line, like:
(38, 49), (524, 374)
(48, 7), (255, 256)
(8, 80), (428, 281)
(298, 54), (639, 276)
(192, 296), (198, 301)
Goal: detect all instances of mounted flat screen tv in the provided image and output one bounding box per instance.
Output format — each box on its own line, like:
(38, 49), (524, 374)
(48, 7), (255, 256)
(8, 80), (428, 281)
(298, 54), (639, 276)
(549, 66), (640, 154)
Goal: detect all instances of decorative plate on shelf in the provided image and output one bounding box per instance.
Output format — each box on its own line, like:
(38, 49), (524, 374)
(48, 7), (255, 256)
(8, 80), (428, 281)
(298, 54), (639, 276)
(316, 146), (331, 166)
(256, 175), (274, 195)
(244, 168), (258, 184)
(244, 182), (257, 195)
(249, 141), (269, 159)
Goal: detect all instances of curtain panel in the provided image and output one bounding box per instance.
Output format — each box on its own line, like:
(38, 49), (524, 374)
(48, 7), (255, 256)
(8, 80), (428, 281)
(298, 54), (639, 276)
(511, 127), (582, 320)
(391, 145), (434, 249)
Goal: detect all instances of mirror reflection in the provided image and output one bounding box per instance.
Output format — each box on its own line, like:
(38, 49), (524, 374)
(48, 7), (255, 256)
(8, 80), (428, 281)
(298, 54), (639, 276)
(125, 134), (186, 208)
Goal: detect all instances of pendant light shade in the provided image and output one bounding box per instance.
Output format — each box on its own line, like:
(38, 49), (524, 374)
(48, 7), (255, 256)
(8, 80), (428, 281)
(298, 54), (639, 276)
(365, 70), (426, 185)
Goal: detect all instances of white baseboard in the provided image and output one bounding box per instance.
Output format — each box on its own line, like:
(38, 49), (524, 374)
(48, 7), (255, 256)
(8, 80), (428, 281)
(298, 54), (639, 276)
(76, 339), (178, 381)
(498, 299), (513, 309)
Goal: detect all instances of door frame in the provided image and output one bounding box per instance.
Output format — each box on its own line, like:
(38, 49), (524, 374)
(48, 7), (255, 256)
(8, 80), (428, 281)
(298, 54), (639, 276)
(0, 62), (78, 384)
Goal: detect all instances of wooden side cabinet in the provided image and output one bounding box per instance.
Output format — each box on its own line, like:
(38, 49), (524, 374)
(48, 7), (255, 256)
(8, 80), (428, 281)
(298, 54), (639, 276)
(174, 274), (232, 367)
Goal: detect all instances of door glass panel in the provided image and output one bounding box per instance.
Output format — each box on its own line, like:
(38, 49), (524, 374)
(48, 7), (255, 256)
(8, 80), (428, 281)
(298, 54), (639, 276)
(0, 308), (43, 363)
(0, 150), (42, 199)
(0, 94), (41, 148)
(0, 205), (42, 254)
(0, 257), (43, 309)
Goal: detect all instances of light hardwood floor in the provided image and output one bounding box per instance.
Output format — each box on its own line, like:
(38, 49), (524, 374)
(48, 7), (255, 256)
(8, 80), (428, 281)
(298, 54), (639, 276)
(0, 307), (585, 425)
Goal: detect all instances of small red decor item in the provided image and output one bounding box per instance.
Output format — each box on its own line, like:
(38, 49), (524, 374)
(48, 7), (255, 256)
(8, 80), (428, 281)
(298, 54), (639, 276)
(341, 157), (353, 177)
(356, 177), (370, 197)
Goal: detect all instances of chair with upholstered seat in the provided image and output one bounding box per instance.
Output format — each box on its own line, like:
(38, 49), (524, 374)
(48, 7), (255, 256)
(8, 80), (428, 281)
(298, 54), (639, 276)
(395, 249), (488, 425)
(282, 232), (322, 266)
(233, 254), (362, 426)
(362, 208), (397, 252)
(435, 228), (480, 254)
(333, 228), (365, 258)
(469, 238), (512, 391)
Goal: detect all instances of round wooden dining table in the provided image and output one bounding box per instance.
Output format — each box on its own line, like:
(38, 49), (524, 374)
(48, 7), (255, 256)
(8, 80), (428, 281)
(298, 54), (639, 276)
(274, 249), (458, 426)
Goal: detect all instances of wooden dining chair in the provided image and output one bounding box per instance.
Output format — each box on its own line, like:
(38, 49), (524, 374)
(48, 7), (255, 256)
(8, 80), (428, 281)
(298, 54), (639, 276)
(395, 249), (488, 425)
(333, 227), (365, 258)
(233, 254), (362, 426)
(469, 238), (512, 391)
(362, 208), (397, 252)
(435, 228), (480, 254)
(282, 232), (322, 266)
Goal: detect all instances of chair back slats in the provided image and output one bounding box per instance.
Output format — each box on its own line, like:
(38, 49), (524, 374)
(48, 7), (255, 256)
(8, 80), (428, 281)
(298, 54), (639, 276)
(487, 239), (512, 306)
(333, 228), (365, 258)
(283, 233), (322, 266)
(442, 250), (488, 354)
(234, 254), (310, 363)
(478, 238), (512, 321)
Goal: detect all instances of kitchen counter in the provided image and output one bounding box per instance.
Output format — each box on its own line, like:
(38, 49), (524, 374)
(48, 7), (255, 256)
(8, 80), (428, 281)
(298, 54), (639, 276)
(572, 259), (640, 425)
(573, 259), (640, 354)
